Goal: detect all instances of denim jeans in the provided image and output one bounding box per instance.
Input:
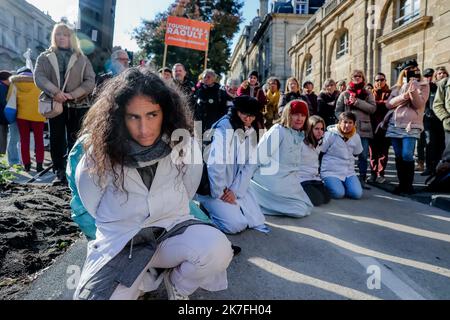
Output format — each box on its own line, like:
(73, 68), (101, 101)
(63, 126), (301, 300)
(323, 175), (363, 200)
(358, 137), (370, 177)
(390, 137), (417, 162)
(7, 122), (21, 165)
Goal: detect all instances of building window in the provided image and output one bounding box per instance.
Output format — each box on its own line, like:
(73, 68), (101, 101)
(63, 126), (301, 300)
(37, 25), (43, 42)
(14, 35), (19, 52)
(305, 57), (312, 76)
(396, 0), (420, 26)
(293, 1), (308, 14)
(336, 32), (349, 59)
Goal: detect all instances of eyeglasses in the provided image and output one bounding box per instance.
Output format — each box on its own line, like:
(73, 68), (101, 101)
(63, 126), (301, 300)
(240, 113), (256, 119)
(375, 78), (385, 82)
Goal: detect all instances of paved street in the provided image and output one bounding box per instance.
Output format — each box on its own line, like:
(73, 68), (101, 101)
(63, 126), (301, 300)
(20, 185), (450, 300)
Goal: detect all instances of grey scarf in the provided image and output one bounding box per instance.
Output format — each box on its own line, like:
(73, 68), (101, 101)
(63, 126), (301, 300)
(124, 134), (172, 169)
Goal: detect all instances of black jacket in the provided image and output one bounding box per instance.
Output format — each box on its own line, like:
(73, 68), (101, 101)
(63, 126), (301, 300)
(317, 91), (339, 128)
(0, 82), (9, 125)
(193, 83), (229, 132)
(278, 91), (311, 115)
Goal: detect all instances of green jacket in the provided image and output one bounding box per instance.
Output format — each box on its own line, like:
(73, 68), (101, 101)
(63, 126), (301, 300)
(433, 78), (450, 131)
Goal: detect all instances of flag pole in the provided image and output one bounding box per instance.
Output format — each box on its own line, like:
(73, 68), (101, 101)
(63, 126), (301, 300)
(163, 44), (168, 68)
(204, 49), (208, 70)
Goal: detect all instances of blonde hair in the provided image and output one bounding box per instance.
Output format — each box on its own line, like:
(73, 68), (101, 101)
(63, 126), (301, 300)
(50, 23), (83, 56)
(395, 67), (423, 87)
(285, 77), (300, 93)
(277, 99), (309, 129)
(350, 69), (366, 82)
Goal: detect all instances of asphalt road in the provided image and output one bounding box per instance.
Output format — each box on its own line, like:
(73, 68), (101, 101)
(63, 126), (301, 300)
(20, 186), (450, 300)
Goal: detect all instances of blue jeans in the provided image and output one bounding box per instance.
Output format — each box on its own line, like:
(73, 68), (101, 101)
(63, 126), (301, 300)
(390, 137), (416, 162)
(358, 137), (370, 177)
(7, 122), (21, 165)
(323, 175), (363, 200)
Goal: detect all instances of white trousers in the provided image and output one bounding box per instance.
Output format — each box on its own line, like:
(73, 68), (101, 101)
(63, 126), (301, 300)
(110, 224), (233, 300)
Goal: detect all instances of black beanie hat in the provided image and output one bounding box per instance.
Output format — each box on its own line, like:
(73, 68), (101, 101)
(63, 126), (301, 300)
(0, 70), (12, 81)
(423, 68), (434, 77)
(400, 59), (418, 71)
(248, 70), (259, 79)
(233, 95), (260, 116)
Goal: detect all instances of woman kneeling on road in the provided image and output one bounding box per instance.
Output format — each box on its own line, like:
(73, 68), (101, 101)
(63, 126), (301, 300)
(73, 68), (233, 300)
(196, 96), (268, 235)
(250, 100), (313, 217)
(321, 112), (364, 199)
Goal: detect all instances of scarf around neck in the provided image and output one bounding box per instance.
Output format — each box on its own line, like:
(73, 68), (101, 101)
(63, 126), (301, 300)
(124, 134), (172, 168)
(338, 126), (357, 141)
(266, 90), (280, 106)
(347, 81), (367, 100)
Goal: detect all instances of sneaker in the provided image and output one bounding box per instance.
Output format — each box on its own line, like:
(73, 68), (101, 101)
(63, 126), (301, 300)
(375, 176), (386, 184)
(367, 174), (377, 183)
(164, 271), (189, 300)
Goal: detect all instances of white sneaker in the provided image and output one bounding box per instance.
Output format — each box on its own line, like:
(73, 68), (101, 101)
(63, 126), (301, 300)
(164, 271), (189, 300)
(376, 176), (386, 184)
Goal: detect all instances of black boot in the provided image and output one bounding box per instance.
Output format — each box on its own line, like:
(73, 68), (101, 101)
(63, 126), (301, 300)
(36, 163), (44, 173)
(24, 163), (31, 172)
(403, 160), (415, 194)
(52, 169), (67, 186)
(393, 157), (404, 194)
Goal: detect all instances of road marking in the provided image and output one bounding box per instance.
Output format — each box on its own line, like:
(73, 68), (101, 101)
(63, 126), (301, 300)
(423, 214), (450, 223)
(267, 222), (450, 278)
(325, 212), (450, 243)
(248, 257), (380, 300)
(355, 257), (427, 300)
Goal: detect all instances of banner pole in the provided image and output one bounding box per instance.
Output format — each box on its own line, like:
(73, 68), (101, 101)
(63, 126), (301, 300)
(163, 44), (168, 68)
(204, 49), (208, 70)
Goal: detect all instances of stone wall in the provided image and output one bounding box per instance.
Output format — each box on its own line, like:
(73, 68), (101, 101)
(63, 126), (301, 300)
(290, 0), (450, 89)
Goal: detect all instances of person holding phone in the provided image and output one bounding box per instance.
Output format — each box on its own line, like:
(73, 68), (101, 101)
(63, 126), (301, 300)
(385, 59), (430, 194)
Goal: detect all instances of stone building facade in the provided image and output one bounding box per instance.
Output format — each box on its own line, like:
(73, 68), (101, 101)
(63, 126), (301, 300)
(289, 0), (450, 89)
(0, 0), (54, 71)
(229, 0), (325, 87)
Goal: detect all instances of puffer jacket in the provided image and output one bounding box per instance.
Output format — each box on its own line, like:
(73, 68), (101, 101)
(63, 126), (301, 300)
(433, 77), (450, 131)
(335, 89), (376, 139)
(386, 81), (430, 132)
(34, 48), (95, 103)
(8, 74), (45, 122)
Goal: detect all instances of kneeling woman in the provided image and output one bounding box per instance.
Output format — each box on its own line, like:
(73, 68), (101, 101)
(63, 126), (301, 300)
(250, 100), (313, 217)
(299, 115), (331, 206)
(321, 112), (363, 199)
(74, 68), (233, 300)
(196, 96), (267, 234)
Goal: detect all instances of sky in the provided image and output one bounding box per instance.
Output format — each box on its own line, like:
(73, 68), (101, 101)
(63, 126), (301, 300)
(25, 0), (261, 54)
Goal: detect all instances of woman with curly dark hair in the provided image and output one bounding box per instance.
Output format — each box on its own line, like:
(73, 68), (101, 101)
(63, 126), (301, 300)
(73, 67), (233, 300)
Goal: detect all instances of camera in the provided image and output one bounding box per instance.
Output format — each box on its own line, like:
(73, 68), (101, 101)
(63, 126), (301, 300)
(406, 69), (421, 83)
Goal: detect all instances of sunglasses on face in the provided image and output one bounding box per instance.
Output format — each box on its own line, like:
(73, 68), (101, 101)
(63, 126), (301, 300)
(353, 75), (363, 78)
(375, 78), (385, 82)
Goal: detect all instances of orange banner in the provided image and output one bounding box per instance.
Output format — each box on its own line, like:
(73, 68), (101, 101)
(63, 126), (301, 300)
(165, 16), (211, 52)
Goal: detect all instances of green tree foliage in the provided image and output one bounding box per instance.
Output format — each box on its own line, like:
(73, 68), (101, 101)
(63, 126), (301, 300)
(133, 0), (243, 80)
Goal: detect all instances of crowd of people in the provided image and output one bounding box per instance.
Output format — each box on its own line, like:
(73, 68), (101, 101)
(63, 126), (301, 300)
(0, 21), (449, 300)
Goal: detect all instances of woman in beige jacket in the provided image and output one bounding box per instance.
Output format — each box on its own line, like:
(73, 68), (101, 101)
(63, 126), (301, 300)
(34, 22), (95, 184)
(386, 60), (430, 194)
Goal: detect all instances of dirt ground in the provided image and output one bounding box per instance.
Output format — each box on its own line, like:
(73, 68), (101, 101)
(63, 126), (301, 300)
(0, 183), (81, 300)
